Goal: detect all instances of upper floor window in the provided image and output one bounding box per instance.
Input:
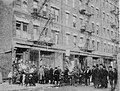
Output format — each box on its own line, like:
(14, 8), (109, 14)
(91, 6), (94, 14)
(80, 18), (83, 25)
(73, 15), (76, 28)
(97, 42), (100, 51)
(55, 33), (59, 44)
(111, 31), (113, 36)
(96, 9), (99, 18)
(91, 23), (95, 33)
(92, 40), (95, 49)
(22, 0), (28, 11)
(107, 29), (110, 38)
(73, 35), (77, 47)
(33, 0), (38, 12)
(102, 12), (105, 21)
(51, 7), (59, 22)
(107, 14), (109, 23)
(23, 23), (28, 32)
(65, 13), (69, 26)
(16, 21), (21, 30)
(96, 25), (99, 35)
(66, 34), (69, 45)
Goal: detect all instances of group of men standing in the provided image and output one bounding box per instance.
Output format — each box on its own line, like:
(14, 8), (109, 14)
(91, 64), (118, 91)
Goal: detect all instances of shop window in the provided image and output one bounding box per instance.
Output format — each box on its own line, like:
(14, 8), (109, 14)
(23, 23), (28, 32)
(16, 21), (21, 30)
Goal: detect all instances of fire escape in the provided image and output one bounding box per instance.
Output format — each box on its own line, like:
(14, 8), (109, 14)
(110, 5), (119, 57)
(79, 0), (94, 52)
(31, 0), (55, 46)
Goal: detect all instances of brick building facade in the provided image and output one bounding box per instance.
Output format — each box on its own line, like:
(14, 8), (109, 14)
(0, 0), (119, 77)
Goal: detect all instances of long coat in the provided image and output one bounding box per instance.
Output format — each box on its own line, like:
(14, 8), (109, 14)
(38, 67), (44, 80)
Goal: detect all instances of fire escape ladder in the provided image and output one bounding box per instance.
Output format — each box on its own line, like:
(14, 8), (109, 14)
(39, 15), (54, 40)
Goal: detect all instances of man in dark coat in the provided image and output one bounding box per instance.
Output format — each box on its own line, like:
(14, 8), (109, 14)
(54, 67), (60, 85)
(49, 67), (54, 84)
(84, 66), (91, 86)
(94, 64), (100, 88)
(113, 68), (118, 90)
(102, 66), (108, 88)
(91, 66), (96, 86)
(108, 66), (114, 91)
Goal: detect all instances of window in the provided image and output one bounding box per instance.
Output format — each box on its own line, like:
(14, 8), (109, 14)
(96, 9), (99, 18)
(104, 43), (106, 52)
(23, 23), (28, 32)
(92, 40), (95, 49)
(96, 25), (99, 35)
(107, 14), (109, 23)
(51, 7), (59, 22)
(103, 28), (106, 36)
(22, 0), (28, 11)
(91, 6), (94, 14)
(111, 31), (113, 36)
(33, 0), (38, 12)
(80, 18), (83, 25)
(97, 42), (99, 51)
(65, 13), (69, 25)
(66, 34), (69, 45)
(43, 5), (47, 17)
(80, 37), (83, 43)
(73, 36), (77, 47)
(79, 0), (82, 6)
(55, 33), (59, 44)
(33, 25), (39, 39)
(73, 15), (76, 28)
(103, 12), (105, 20)
(91, 23), (94, 32)
(103, 0), (105, 9)
(16, 21), (21, 30)
(112, 45), (114, 53)
(107, 29), (110, 37)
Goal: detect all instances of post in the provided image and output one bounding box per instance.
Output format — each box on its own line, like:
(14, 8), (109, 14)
(117, 53), (120, 91)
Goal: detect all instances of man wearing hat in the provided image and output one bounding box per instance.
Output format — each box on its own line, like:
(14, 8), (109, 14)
(84, 66), (91, 86)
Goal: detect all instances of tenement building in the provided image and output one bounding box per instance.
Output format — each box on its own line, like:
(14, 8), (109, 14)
(0, 0), (119, 77)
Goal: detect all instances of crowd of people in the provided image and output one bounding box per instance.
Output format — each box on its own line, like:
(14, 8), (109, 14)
(8, 60), (118, 91)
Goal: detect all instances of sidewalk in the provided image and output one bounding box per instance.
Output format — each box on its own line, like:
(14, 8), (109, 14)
(0, 82), (54, 91)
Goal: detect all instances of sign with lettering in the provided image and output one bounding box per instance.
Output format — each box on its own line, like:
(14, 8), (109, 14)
(34, 41), (54, 47)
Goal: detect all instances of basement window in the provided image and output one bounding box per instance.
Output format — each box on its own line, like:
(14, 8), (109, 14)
(16, 21), (21, 30)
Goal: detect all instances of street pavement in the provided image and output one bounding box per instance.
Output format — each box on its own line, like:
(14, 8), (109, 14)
(0, 82), (115, 91)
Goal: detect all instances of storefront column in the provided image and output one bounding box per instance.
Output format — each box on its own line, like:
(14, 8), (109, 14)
(117, 53), (120, 91)
(38, 50), (42, 68)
